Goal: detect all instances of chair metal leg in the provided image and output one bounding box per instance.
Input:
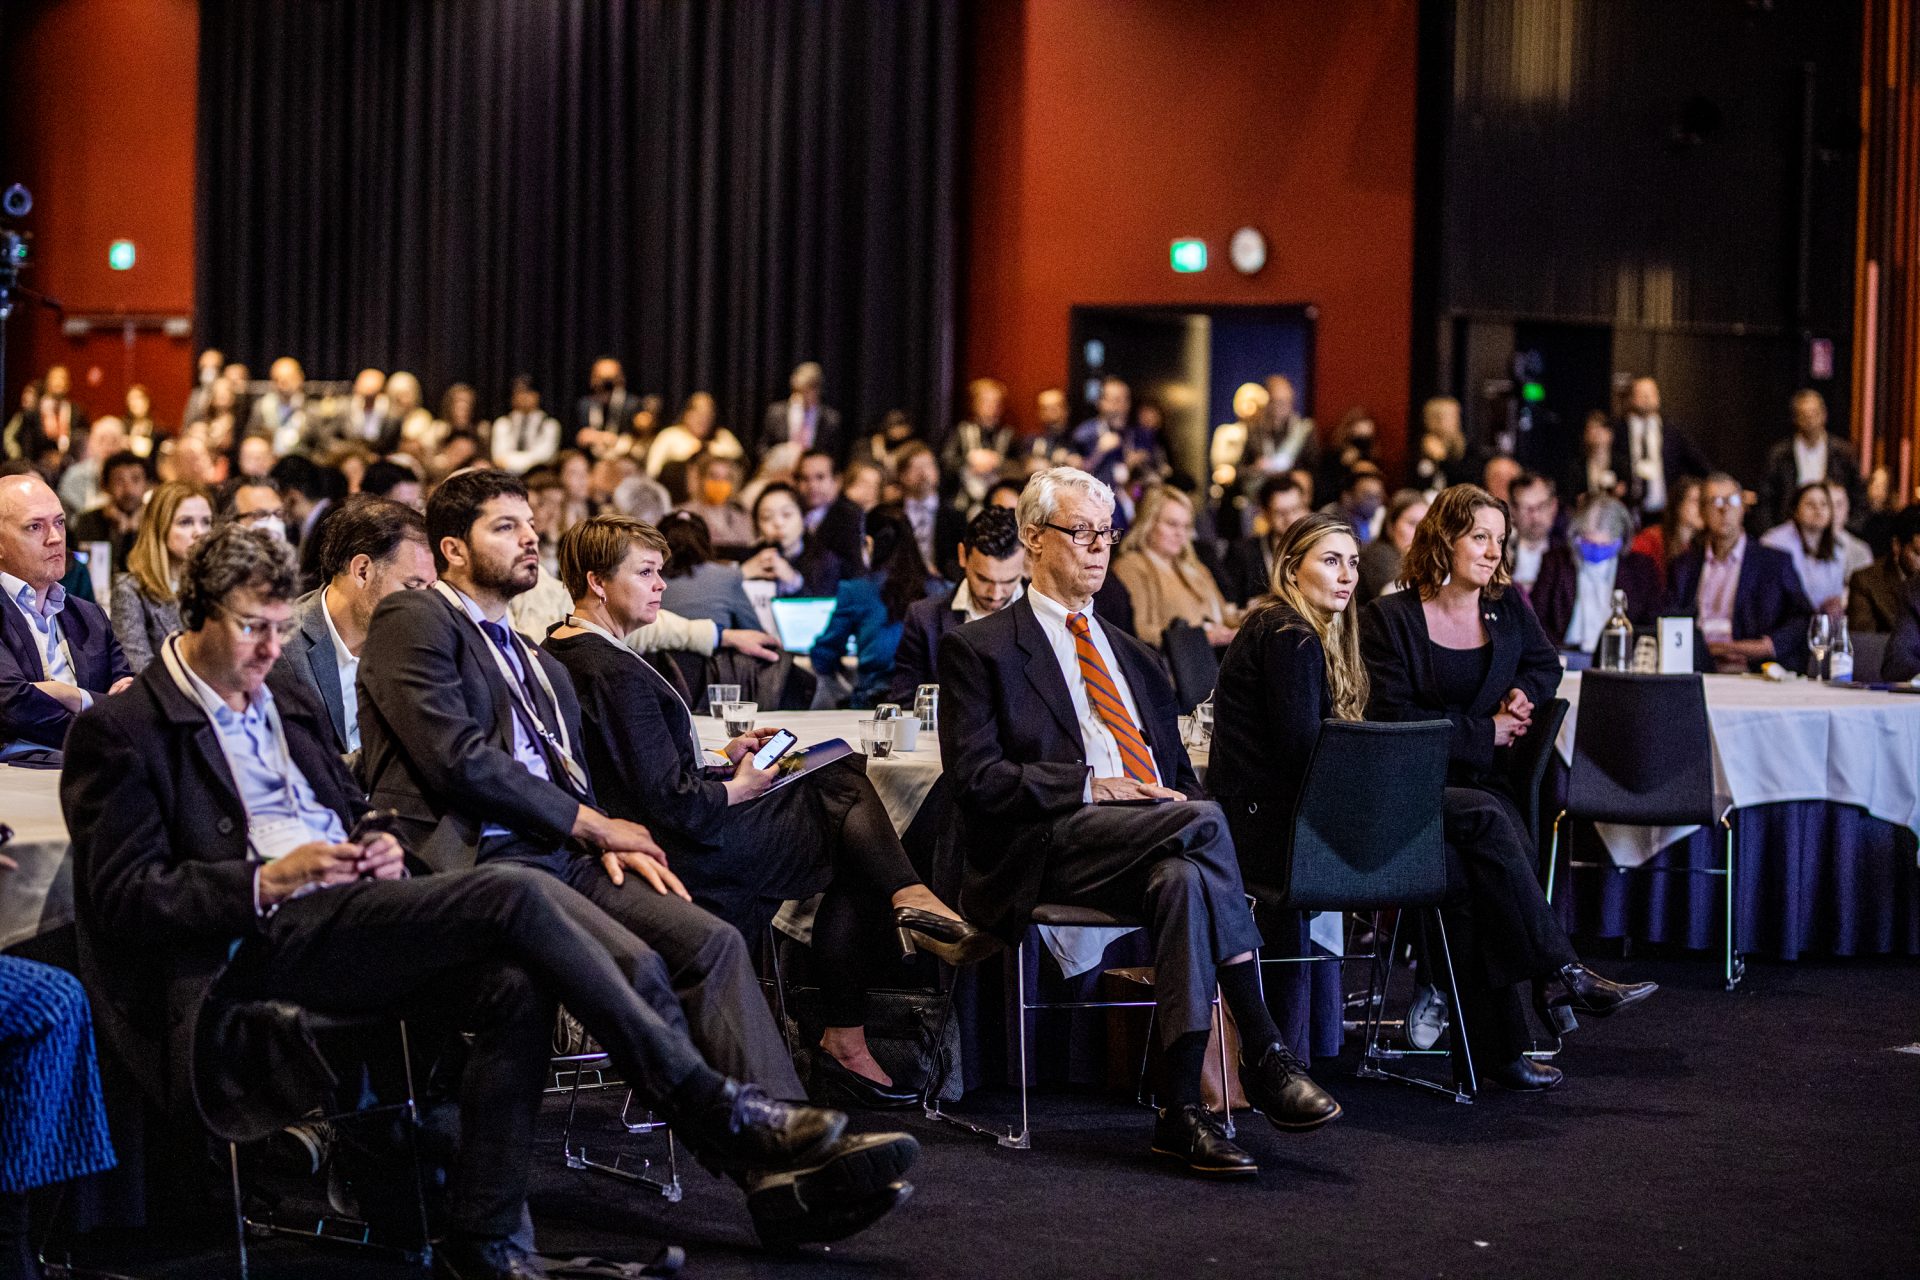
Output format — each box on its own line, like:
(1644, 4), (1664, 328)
(1722, 815), (1744, 991)
(766, 925), (797, 1058)
(1213, 989), (1235, 1139)
(921, 936), (1032, 1149)
(560, 1055), (682, 1200)
(1012, 936), (1032, 1149)
(1545, 811), (1565, 903)
(396, 1025), (433, 1265)
(1429, 911), (1477, 1101)
(228, 1142), (250, 1280)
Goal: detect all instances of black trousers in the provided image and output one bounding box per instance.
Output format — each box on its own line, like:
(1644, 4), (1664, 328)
(696, 760), (921, 1030)
(1037, 800), (1264, 1046)
(215, 865), (716, 1238)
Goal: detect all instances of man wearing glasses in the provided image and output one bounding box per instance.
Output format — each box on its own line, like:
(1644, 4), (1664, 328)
(935, 467), (1339, 1181)
(1666, 472), (1814, 672)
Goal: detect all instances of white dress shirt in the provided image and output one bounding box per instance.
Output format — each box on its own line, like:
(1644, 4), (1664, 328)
(1628, 412), (1667, 513)
(1025, 587), (1160, 791)
(490, 412), (560, 474)
(1793, 434), (1829, 487)
(1, 572), (90, 709)
(1511, 538), (1549, 590)
(318, 586), (361, 753)
(951, 578), (1022, 624)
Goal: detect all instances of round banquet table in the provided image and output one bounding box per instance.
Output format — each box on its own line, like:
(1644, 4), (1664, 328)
(0, 762), (73, 952)
(1550, 672), (1920, 961)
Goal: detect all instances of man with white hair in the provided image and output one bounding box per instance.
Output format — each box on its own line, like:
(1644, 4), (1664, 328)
(0, 474), (132, 749)
(937, 466), (1340, 1180)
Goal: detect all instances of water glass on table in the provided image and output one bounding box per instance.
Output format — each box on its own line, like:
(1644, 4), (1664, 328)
(721, 701), (758, 737)
(1807, 614), (1833, 679)
(857, 717), (895, 759)
(915, 684), (940, 730)
(706, 683), (741, 716)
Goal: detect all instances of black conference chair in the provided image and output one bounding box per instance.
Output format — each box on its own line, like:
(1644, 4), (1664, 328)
(1506, 697), (1570, 863)
(1161, 618), (1221, 715)
(221, 1009), (433, 1277)
(1238, 718), (1479, 1101)
(548, 1014), (682, 1202)
(921, 901), (1235, 1151)
(1544, 671), (1742, 990)
(1852, 631), (1888, 683)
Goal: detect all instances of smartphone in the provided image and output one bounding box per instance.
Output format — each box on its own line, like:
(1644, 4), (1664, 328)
(349, 808), (403, 845)
(752, 729), (800, 770)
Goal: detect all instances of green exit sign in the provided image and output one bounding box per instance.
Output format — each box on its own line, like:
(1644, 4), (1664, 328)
(1170, 238), (1207, 273)
(108, 239), (136, 271)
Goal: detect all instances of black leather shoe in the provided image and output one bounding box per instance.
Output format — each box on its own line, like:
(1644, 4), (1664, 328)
(1554, 963), (1658, 1018)
(676, 1080), (846, 1174)
(1150, 1104), (1258, 1178)
(1484, 1056), (1565, 1092)
(747, 1133), (920, 1249)
(892, 907), (1000, 965)
(1239, 1042), (1342, 1132)
(809, 1048), (921, 1109)
(434, 1236), (685, 1279)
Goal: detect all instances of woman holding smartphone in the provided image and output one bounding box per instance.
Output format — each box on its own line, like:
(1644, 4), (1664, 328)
(1210, 509), (1653, 1092)
(544, 515), (992, 1110)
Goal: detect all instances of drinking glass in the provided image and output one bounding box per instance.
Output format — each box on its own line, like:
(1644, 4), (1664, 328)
(721, 701), (758, 736)
(1807, 614), (1833, 679)
(1191, 696), (1215, 749)
(857, 718), (894, 759)
(915, 684), (940, 730)
(706, 683), (740, 716)
(872, 703), (903, 722)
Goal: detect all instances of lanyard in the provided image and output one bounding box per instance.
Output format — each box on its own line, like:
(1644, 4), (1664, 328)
(435, 581), (591, 795)
(564, 615), (712, 761)
(160, 634), (309, 858)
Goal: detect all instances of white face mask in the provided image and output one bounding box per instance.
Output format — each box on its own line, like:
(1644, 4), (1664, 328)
(254, 515), (288, 543)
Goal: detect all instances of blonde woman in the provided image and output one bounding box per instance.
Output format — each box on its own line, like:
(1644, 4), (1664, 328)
(110, 481), (212, 671)
(1110, 484), (1239, 647)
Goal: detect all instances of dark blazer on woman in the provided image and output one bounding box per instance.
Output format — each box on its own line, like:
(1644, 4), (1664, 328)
(1208, 603), (1333, 893)
(1359, 586), (1561, 787)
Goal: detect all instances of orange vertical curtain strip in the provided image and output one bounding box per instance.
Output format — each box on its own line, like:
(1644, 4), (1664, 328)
(1855, 0), (1920, 500)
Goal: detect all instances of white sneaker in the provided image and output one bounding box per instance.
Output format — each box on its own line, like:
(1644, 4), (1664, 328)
(1407, 984), (1450, 1050)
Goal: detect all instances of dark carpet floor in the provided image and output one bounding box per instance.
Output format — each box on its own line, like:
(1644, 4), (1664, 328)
(49, 954), (1920, 1280)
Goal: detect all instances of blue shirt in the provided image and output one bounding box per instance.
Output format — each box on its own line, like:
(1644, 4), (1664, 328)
(1, 572), (91, 709)
(444, 585), (554, 841)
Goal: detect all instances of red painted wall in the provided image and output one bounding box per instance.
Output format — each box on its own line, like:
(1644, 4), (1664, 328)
(5, 0), (199, 428)
(965, 0), (1418, 463)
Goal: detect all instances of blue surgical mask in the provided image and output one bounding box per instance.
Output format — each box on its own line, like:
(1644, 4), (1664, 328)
(1577, 538), (1621, 565)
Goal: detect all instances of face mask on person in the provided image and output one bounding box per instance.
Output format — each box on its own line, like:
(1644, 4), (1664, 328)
(1350, 495), (1380, 521)
(701, 478), (734, 506)
(254, 515), (288, 543)
(1577, 537), (1621, 565)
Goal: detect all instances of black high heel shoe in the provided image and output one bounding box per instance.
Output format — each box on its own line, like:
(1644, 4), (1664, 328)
(808, 1048), (920, 1110)
(892, 907), (1000, 965)
(1535, 963), (1658, 1035)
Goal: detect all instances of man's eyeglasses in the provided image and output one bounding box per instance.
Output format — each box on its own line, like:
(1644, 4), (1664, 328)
(213, 605), (299, 642)
(1706, 495), (1743, 510)
(237, 509), (286, 523)
(1040, 522), (1121, 548)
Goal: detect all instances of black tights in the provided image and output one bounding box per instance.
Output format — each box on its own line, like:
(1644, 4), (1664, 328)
(804, 776), (920, 1028)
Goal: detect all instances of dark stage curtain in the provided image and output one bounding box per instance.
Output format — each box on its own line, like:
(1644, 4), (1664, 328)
(195, 0), (960, 449)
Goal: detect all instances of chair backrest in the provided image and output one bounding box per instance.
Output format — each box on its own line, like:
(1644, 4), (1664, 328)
(1566, 671), (1715, 826)
(1853, 631), (1888, 684)
(1161, 618), (1220, 715)
(1506, 696), (1569, 849)
(1285, 719), (1452, 911)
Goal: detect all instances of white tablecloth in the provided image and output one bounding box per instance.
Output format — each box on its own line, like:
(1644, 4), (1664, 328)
(0, 763), (73, 950)
(1554, 672), (1920, 866)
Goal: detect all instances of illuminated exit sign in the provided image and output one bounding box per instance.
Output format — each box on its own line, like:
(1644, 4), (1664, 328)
(1170, 238), (1207, 273)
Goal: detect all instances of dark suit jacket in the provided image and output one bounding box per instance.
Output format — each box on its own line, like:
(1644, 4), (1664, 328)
(1219, 535), (1275, 607)
(936, 593), (1201, 942)
(0, 588), (131, 748)
(1359, 586), (1562, 787)
(814, 496), (866, 567)
(1608, 415), (1709, 512)
(574, 389), (647, 450)
(1664, 539), (1814, 671)
(1848, 556), (1909, 635)
(356, 587), (586, 873)
(762, 399), (844, 460)
(1881, 576), (1920, 682)
(888, 586), (967, 704)
(1528, 546), (1663, 649)
(61, 663), (368, 1141)
(927, 504), (968, 583)
(1760, 432), (1864, 528)
(274, 587), (350, 756)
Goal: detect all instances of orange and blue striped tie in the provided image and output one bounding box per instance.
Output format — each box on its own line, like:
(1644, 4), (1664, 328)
(1066, 612), (1157, 784)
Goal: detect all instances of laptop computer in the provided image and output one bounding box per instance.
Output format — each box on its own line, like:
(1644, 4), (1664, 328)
(769, 596), (841, 655)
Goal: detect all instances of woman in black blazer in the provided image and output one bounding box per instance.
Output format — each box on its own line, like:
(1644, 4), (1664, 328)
(544, 515), (991, 1111)
(1356, 486), (1655, 1083)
